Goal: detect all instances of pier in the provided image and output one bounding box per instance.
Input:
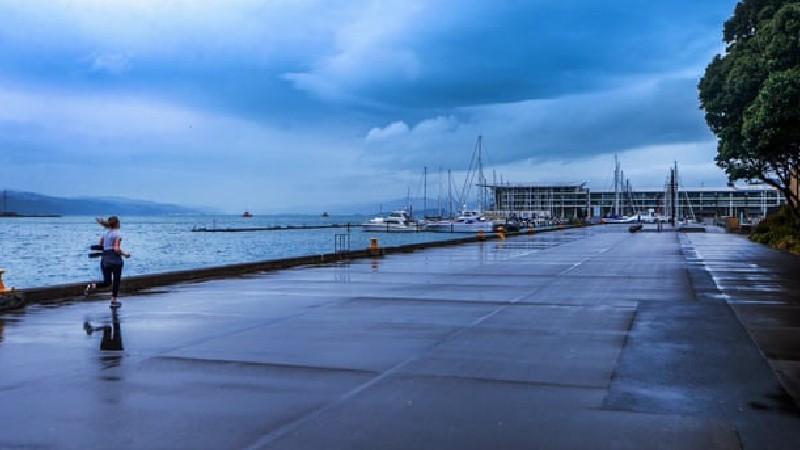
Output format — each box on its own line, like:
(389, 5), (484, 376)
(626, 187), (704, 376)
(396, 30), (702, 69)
(0, 225), (799, 449)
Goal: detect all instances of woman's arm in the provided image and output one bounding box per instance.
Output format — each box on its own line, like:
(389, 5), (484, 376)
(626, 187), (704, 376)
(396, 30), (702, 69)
(112, 238), (131, 258)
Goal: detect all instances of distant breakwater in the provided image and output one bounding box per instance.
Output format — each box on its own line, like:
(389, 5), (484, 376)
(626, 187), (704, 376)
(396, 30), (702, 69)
(191, 223), (353, 232)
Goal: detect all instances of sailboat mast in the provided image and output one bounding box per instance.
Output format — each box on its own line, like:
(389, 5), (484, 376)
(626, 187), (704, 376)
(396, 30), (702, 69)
(423, 166), (427, 217)
(437, 166), (442, 217)
(669, 164), (676, 226)
(448, 169), (453, 217)
(620, 169), (625, 215)
(477, 136), (485, 212)
(626, 179), (631, 215)
(674, 161), (680, 222)
(614, 155), (620, 216)
(492, 169), (497, 213)
(407, 186), (412, 218)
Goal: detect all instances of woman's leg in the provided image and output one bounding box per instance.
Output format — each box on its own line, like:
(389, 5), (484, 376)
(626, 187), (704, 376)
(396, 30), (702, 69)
(86, 263), (113, 295)
(97, 263), (113, 288)
(111, 264), (122, 300)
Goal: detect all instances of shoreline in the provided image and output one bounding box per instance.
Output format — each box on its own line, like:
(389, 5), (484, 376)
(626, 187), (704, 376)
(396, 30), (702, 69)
(6, 225), (579, 310)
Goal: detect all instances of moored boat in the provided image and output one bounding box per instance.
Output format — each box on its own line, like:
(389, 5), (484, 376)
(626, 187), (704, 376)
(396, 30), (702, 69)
(425, 210), (494, 233)
(362, 210), (420, 232)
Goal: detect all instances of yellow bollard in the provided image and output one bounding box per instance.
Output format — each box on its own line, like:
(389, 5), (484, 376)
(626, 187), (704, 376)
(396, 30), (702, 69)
(496, 226), (506, 240)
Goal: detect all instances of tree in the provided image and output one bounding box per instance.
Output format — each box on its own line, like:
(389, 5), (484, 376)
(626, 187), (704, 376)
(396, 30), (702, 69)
(699, 0), (800, 223)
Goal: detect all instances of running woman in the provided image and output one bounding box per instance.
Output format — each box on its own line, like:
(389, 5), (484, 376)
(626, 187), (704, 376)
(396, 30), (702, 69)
(85, 216), (131, 306)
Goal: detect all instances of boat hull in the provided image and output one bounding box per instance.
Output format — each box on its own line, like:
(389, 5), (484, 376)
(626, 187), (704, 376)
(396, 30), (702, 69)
(425, 221), (494, 233)
(361, 224), (419, 233)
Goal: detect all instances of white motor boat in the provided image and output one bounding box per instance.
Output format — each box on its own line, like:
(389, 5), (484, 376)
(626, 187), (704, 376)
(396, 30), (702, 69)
(602, 212), (662, 224)
(425, 210), (495, 233)
(361, 210), (419, 232)
(601, 215), (637, 224)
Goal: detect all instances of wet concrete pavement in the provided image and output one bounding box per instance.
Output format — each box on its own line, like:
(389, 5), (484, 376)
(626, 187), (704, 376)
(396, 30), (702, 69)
(1, 225), (799, 449)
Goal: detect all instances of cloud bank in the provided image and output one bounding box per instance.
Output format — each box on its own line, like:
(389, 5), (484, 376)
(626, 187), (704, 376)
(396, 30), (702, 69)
(0, 0), (737, 211)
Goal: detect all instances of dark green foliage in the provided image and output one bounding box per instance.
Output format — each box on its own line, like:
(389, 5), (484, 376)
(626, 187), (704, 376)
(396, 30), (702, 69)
(699, 1), (800, 224)
(750, 205), (800, 252)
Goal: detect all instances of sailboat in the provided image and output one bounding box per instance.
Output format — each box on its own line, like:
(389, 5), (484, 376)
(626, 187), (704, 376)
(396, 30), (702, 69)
(425, 210), (494, 233)
(424, 136), (495, 233)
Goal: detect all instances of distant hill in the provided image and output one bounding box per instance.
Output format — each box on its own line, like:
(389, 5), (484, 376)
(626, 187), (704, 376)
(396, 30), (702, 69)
(0, 190), (207, 216)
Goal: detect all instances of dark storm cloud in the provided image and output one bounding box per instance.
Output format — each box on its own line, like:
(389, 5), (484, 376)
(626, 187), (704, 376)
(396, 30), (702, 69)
(0, 1), (736, 121)
(0, 0), (739, 210)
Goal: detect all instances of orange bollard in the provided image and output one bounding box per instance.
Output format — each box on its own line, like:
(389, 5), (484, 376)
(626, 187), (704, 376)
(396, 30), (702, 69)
(0, 268), (9, 293)
(369, 238), (381, 256)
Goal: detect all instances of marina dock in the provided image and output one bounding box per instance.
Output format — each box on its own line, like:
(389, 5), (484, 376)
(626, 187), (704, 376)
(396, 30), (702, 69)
(1, 225), (799, 449)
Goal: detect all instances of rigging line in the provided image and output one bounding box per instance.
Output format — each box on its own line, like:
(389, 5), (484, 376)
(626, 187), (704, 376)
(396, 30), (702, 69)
(459, 139), (479, 208)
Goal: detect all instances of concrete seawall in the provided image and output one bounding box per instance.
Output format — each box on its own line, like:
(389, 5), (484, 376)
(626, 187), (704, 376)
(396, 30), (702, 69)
(9, 226), (576, 309)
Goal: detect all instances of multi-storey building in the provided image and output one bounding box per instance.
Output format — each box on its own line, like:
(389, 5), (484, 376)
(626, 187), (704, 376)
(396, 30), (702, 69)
(487, 183), (784, 220)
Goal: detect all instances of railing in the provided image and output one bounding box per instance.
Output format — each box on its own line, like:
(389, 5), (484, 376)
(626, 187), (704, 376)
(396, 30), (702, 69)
(334, 233), (350, 253)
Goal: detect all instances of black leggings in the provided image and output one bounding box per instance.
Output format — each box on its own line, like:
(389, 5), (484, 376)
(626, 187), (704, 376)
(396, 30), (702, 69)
(97, 262), (123, 297)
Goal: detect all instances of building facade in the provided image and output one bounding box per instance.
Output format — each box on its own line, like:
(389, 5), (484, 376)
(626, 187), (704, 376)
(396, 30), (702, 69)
(487, 183), (784, 220)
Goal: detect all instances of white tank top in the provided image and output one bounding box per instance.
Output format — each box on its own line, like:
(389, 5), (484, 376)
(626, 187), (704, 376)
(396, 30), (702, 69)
(103, 230), (122, 251)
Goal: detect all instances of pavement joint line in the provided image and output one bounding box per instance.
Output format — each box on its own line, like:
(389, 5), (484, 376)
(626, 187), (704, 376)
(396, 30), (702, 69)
(393, 372), (608, 391)
(151, 356), (610, 391)
(148, 355), (381, 376)
(266, 279), (538, 289)
(556, 244), (617, 277)
(151, 296), (353, 360)
(601, 304), (640, 405)
(272, 272), (561, 280)
(727, 300), (789, 305)
(348, 296), (637, 309)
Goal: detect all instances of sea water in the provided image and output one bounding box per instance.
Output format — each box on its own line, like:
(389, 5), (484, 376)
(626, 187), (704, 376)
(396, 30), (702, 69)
(0, 215), (457, 288)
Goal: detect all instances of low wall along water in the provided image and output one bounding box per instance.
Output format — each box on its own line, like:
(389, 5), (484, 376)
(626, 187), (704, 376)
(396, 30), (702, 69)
(3, 227), (575, 310)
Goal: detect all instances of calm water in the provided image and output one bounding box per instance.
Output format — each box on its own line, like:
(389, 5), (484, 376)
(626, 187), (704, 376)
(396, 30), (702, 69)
(0, 215), (457, 288)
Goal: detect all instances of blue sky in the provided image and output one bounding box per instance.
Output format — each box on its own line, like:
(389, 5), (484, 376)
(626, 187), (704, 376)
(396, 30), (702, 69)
(0, 0), (738, 212)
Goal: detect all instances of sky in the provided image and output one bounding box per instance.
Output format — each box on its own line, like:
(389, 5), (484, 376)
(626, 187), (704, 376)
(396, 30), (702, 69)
(0, 0), (740, 213)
